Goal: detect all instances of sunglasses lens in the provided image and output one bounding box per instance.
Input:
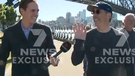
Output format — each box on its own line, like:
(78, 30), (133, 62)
(92, 10), (100, 14)
(96, 10), (100, 14)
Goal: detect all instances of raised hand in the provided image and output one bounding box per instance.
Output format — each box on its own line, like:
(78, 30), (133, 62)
(73, 23), (86, 40)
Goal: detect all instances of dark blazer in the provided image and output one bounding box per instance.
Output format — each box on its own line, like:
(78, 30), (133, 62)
(0, 20), (56, 76)
(120, 28), (135, 49)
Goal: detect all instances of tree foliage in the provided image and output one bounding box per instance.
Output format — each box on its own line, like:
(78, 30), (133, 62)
(0, 3), (17, 28)
(0, 4), (6, 24)
(17, 15), (22, 22)
(5, 5), (17, 26)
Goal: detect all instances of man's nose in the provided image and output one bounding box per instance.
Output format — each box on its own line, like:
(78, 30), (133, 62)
(34, 11), (38, 17)
(93, 14), (98, 18)
(93, 13), (98, 16)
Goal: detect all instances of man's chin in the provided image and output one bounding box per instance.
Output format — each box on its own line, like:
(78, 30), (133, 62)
(31, 20), (36, 24)
(94, 23), (99, 27)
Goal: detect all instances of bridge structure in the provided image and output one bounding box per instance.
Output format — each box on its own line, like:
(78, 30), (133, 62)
(4, 0), (135, 15)
(66, 0), (135, 15)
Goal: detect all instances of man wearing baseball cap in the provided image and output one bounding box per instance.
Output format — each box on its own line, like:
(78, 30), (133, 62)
(72, 1), (134, 76)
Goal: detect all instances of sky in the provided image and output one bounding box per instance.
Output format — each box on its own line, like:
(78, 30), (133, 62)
(0, 0), (125, 21)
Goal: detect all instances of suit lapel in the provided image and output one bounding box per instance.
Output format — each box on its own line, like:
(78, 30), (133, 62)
(27, 23), (39, 47)
(15, 20), (28, 44)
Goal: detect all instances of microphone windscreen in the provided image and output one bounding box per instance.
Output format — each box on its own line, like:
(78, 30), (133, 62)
(60, 41), (71, 52)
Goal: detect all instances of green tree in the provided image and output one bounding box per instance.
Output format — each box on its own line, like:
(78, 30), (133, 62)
(5, 5), (17, 27)
(0, 4), (6, 24)
(17, 15), (22, 22)
(0, 4), (6, 31)
(0, 3), (17, 31)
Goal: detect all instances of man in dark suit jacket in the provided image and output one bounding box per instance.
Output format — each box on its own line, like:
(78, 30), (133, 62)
(120, 13), (135, 49)
(0, 0), (59, 76)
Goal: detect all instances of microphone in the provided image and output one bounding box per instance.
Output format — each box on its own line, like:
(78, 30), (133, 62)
(42, 41), (71, 70)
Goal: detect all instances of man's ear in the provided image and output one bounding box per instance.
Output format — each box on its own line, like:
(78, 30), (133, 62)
(20, 8), (25, 15)
(108, 13), (111, 19)
(124, 18), (126, 23)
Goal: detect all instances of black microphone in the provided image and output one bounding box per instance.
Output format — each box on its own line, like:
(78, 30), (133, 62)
(42, 41), (71, 70)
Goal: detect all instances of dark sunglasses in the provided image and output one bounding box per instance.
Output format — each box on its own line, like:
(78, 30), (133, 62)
(91, 10), (100, 14)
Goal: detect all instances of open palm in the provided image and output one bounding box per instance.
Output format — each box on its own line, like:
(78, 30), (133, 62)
(73, 23), (86, 40)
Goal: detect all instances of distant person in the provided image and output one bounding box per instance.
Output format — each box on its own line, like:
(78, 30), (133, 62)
(120, 13), (135, 49)
(71, 1), (134, 76)
(52, 32), (55, 39)
(0, 0), (59, 76)
(120, 13), (135, 73)
(85, 25), (91, 31)
(51, 28), (55, 39)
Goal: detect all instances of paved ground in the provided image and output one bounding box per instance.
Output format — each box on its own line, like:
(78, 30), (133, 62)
(5, 63), (12, 76)
(5, 40), (83, 76)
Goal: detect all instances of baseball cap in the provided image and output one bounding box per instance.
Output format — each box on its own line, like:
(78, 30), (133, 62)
(87, 1), (112, 14)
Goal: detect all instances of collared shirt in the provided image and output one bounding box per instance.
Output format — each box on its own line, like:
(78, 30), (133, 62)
(21, 21), (33, 39)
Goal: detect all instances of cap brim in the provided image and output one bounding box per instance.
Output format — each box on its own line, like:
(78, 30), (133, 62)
(87, 4), (98, 11)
